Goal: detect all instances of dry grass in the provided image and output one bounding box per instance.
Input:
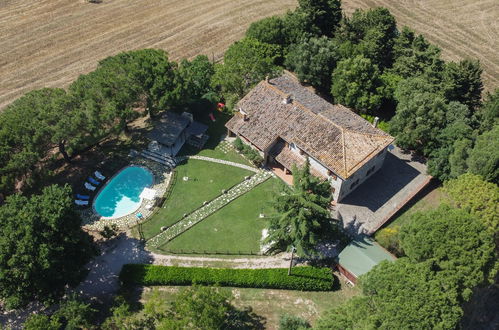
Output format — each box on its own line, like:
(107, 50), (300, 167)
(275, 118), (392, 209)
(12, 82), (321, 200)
(0, 0), (296, 110)
(0, 0), (497, 111)
(137, 283), (360, 328)
(342, 0), (499, 91)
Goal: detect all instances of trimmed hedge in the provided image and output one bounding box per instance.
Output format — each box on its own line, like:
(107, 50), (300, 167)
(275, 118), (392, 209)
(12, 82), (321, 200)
(120, 265), (336, 291)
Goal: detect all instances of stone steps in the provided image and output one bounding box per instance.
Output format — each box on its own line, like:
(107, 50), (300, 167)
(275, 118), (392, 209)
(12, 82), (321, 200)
(141, 150), (176, 168)
(187, 134), (209, 149)
(146, 170), (272, 249)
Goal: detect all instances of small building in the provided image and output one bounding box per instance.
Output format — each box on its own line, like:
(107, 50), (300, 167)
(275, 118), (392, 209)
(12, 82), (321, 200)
(336, 237), (396, 284)
(147, 111), (208, 156)
(225, 73), (394, 202)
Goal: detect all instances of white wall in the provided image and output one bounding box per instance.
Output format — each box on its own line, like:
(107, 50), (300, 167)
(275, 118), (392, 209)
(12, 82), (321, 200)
(338, 147), (388, 201)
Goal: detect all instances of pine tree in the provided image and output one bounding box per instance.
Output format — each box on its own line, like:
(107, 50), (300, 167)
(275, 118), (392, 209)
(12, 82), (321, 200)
(265, 159), (337, 256)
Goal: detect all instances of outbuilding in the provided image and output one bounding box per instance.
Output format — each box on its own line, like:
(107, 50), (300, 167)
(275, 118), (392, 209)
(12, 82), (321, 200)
(336, 237), (396, 284)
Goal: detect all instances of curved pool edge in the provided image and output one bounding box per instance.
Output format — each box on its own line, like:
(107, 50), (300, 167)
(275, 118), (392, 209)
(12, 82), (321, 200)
(79, 159), (173, 232)
(92, 165), (154, 220)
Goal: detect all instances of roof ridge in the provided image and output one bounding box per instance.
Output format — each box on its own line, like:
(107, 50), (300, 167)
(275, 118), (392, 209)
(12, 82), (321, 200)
(342, 127), (395, 140)
(264, 80), (346, 132)
(342, 128), (347, 177)
(265, 80), (389, 140)
(264, 81), (350, 177)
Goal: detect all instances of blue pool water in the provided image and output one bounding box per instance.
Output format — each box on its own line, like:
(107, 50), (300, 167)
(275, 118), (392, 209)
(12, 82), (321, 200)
(94, 166), (153, 218)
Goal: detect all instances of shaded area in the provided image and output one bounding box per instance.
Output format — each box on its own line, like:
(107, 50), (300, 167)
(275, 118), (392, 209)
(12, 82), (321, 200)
(74, 234), (154, 306)
(336, 146), (430, 236)
(460, 281), (499, 330)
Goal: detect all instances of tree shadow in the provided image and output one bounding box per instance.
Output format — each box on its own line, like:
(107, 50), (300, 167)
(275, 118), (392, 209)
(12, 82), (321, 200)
(226, 305), (266, 330)
(75, 233), (154, 307)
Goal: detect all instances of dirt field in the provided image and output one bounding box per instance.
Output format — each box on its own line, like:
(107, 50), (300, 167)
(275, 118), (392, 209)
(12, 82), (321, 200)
(0, 0), (497, 111)
(0, 0), (296, 110)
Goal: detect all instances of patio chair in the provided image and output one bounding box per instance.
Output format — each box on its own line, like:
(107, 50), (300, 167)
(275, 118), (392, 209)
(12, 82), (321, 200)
(75, 200), (89, 206)
(84, 182), (96, 191)
(94, 171), (106, 180)
(87, 177), (100, 185)
(76, 194), (90, 200)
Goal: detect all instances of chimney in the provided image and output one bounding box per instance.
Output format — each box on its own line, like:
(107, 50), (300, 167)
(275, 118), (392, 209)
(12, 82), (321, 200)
(181, 111), (193, 123)
(373, 116), (380, 128)
(265, 75), (270, 83)
(282, 94), (292, 104)
(239, 108), (249, 121)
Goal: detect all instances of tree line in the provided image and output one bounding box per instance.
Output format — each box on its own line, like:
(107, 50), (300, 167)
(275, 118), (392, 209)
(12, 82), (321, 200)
(0, 50), (215, 195)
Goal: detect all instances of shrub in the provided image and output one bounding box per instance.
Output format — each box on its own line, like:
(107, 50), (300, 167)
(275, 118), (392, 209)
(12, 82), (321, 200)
(233, 137), (244, 151)
(279, 314), (311, 329)
(375, 226), (403, 256)
(100, 224), (119, 239)
(120, 265), (336, 291)
(233, 138), (264, 167)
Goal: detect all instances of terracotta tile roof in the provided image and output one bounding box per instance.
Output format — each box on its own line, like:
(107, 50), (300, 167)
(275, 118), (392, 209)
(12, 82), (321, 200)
(271, 142), (328, 180)
(226, 73), (394, 179)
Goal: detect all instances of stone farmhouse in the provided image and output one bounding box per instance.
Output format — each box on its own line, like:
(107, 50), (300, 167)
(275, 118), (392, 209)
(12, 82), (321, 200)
(226, 73), (394, 202)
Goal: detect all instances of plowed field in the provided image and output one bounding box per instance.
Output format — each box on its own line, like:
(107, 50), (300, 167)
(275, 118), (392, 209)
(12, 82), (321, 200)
(0, 0), (497, 110)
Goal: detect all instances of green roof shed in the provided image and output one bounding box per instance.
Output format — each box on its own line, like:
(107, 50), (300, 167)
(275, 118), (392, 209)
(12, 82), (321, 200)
(336, 237), (396, 284)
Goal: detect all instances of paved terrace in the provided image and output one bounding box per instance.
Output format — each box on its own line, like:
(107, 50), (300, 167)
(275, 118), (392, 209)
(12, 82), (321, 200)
(335, 146), (431, 237)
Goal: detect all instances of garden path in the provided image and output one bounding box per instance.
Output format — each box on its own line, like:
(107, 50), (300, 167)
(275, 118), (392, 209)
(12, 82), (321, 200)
(0, 235), (294, 330)
(177, 155), (259, 173)
(76, 235), (294, 304)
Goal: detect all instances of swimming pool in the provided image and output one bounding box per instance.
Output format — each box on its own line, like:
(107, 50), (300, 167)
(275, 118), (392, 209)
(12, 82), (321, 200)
(93, 166), (153, 219)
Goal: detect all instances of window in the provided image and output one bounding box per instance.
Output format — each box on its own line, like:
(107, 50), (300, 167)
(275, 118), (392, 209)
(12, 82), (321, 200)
(350, 179), (360, 190)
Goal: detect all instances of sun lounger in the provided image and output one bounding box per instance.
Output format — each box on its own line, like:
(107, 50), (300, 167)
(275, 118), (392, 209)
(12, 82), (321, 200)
(88, 177), (100, 185)
(94, 171), (106, 180)
(75, 200), (89, 206)
(85, 182), (96, 191)
(76, 194), (90, 200)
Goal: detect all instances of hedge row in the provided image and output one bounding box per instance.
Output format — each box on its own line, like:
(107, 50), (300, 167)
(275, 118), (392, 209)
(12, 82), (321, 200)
(120, 265), (336, 291)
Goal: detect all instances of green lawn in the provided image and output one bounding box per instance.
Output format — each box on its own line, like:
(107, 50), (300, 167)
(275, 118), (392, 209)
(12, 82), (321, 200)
(178, 110), (252, 165)
(158, 178), (281, 255)
(137, 284), (360, 328)
(139, 158), (252, 240)
(178, 142), (251, 165)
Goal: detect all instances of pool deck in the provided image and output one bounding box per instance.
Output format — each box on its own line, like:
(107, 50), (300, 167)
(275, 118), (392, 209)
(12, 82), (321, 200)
(80, 158), (172, 231)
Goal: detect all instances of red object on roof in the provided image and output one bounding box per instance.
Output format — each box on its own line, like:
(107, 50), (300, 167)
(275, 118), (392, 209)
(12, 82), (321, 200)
(217, 102), (225, 108)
